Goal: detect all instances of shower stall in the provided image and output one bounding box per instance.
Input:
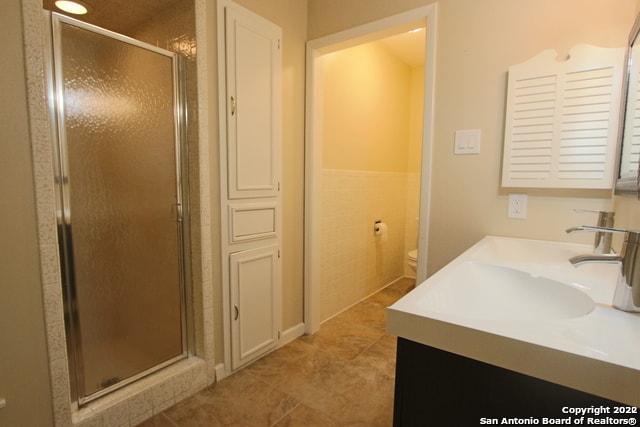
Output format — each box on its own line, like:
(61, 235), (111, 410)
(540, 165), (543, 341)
(46, 12), (190, 405)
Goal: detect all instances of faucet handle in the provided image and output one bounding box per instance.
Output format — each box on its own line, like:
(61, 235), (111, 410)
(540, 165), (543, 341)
(573, 209), (614, 213)
(572, 209), (615, 228)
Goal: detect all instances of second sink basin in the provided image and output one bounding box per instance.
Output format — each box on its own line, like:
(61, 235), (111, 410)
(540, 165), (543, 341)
(417, 262), (596, 321)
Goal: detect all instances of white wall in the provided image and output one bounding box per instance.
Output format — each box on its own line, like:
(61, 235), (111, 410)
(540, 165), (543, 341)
(0, 2), (54, 425)
(308, 0), (637, 275)
(319, 41), (423, 321)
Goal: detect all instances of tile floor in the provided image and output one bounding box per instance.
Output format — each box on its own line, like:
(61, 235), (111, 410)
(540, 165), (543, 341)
(137, 277), (415, 427)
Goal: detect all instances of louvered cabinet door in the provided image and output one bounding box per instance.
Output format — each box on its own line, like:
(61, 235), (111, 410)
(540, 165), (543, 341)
(502, 45), (625, 189)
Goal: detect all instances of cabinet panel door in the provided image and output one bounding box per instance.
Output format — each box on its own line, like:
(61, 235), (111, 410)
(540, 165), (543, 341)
(225, 8), (281, 199)
(228, 202), (278, 244)
(230, 245), (280, 368)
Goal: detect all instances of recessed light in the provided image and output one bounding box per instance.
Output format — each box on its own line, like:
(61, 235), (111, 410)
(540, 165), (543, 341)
(55, 0), (90, 15)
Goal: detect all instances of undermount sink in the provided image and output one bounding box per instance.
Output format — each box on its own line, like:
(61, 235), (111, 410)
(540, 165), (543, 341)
(417, 261), (596, 321)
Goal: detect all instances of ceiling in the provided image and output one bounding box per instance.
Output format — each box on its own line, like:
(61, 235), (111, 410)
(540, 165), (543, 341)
(378, 28), (426, 67)
(42, 0), (426, 66)
(42, 0), (185, 35)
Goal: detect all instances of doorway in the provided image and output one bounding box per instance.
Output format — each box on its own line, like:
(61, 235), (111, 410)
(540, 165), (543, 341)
(304, 5), (437, 333)
(47, 12), (190, 405)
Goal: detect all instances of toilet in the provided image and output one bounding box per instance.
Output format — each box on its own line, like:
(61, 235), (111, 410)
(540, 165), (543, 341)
(407, 249), (418, 273)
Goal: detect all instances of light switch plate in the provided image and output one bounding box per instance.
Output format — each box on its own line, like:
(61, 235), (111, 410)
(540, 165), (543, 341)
(454, 129), (481, 154)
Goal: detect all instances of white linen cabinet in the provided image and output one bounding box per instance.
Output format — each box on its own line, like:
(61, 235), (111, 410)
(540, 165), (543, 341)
(219, 0), (282, 370)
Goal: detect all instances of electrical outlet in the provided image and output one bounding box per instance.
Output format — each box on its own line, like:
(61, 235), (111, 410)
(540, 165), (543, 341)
(508, 194), (527, 219)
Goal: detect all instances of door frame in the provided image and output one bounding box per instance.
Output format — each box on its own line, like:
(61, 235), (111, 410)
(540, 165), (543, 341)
(304, 5), (438, 333)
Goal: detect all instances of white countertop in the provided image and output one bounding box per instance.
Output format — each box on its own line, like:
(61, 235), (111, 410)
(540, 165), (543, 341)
(386, 236), (640, 407)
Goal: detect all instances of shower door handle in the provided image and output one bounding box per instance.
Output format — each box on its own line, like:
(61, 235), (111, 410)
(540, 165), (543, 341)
(172, 203), (183, 223)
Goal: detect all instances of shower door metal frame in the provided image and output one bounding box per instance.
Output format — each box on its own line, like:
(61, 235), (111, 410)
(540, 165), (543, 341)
(45, 11), (191, 406)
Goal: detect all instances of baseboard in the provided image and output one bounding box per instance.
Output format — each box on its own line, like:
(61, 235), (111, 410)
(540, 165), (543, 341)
(214, 324), (303, 382)
(280, 322), (305, 346)
(319, 275), (412, 327)
(214, 363), (227, 382)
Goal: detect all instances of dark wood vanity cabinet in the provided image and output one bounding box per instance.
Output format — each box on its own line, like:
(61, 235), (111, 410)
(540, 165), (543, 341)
(392, 338), (638, 426)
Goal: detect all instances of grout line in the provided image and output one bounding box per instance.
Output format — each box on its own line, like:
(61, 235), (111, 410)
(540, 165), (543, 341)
(158, 411), (181, 427)
(239, 369), (310, 427)
(269, 401), (302, 427)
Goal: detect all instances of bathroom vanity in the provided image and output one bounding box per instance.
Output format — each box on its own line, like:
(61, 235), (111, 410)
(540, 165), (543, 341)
(387, 236), (640, 425)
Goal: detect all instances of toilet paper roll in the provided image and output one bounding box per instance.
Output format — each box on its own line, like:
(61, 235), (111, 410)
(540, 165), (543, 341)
(375, 222), (388, 243)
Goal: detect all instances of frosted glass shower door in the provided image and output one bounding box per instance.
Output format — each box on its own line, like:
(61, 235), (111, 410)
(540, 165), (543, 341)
(51, 14), (187, 403)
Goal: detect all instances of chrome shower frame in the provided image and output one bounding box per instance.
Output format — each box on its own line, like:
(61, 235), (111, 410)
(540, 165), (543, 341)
(44, 11), (192, 406)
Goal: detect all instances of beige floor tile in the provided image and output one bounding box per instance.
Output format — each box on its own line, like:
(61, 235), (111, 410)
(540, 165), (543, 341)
(337, 300), (387, 331)
(299, 317), (385, 361)
(163, 369), (298, 426)
(137, 279), (412, 427)
(272, 403), (340, 427)
(135, 413), (177, 427)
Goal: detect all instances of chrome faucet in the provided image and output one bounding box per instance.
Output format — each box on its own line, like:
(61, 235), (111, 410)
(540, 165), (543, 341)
(566, 210), (615, 254)
(567, 227), (640, 313)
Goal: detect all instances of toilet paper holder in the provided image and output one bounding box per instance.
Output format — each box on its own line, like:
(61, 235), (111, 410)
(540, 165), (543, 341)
(374, 220), (388, 242)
